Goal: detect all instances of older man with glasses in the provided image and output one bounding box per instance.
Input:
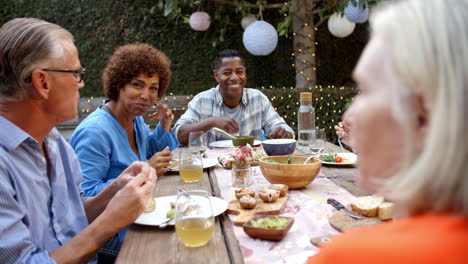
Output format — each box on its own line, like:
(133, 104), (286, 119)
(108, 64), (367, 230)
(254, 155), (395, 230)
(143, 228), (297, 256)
(0, 18), (156, 263)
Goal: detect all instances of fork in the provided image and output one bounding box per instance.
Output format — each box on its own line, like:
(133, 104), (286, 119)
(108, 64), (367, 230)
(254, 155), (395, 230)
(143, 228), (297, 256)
(338, 137), (345, 152)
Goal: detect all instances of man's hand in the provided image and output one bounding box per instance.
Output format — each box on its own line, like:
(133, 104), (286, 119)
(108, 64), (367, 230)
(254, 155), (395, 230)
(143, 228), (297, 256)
(209, 116), (239, 134)
(148, 103), (174, 132)
(104, 162), (157, 230)
(147, 146), (172, 176)
(268, 127), (293, 139)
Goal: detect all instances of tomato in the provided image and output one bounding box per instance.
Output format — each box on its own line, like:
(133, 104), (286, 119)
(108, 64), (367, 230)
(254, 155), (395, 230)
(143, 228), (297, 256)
(334, 156), (343, 163)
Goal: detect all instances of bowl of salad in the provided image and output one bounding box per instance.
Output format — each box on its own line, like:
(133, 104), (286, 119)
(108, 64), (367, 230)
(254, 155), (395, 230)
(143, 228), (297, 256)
(258, 155), (321, 189)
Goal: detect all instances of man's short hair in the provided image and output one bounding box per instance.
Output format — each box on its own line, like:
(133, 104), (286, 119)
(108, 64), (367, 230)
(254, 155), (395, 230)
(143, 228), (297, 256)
(214, 49), (246, 70)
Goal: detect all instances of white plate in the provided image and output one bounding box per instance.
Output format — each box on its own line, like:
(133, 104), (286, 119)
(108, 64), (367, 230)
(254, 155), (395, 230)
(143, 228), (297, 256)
(134, 195), (228, 226)
(209, 140), (262, 148)
(168, 158), (218, 171)
(319, 152), (357, 166)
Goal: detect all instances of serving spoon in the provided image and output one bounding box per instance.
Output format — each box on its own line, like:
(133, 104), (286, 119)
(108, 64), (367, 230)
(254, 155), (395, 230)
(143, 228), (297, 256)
(213, 127), (238, 139)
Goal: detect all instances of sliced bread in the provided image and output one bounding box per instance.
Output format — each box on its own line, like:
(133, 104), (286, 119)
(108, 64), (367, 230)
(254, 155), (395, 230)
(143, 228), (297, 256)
(378, 202), (394, 220)
(350, 195), (384, 217)
(144, 197), (156, 213)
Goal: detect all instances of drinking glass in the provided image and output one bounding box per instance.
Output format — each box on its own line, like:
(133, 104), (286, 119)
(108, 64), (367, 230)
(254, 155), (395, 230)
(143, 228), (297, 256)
(188, 131), (208, 155)
(175, 189), (214, 247)
(179, 149), (203, 183)
(310, 129), (327, 155)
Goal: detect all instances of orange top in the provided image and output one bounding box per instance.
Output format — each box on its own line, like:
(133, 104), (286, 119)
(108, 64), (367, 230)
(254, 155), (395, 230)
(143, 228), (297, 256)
(306, 214), (468, 264)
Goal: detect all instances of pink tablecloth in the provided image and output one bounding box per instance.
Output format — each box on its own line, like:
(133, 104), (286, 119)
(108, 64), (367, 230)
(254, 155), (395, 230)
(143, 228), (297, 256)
(205, 148), (357, 264)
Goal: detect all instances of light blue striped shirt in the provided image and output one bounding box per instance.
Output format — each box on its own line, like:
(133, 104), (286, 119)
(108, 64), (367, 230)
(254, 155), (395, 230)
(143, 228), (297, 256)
(174, 86), (295, 143)
(0, 117), (95, 264)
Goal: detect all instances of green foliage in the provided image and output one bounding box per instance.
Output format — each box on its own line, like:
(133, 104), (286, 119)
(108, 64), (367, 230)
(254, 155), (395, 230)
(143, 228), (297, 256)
(0, 0), (367, 135)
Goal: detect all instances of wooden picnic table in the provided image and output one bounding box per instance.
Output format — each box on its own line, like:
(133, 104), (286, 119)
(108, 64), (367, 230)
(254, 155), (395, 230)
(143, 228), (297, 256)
(116, 142), (365, 264)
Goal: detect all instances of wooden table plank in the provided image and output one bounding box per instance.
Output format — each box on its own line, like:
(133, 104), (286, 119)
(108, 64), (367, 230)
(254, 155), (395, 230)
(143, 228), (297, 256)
(116, 170), (237, 264)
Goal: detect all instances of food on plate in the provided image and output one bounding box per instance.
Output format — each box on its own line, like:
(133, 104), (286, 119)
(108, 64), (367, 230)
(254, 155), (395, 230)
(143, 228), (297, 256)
(378, 202), (394, 220)
(258, 189), (280, 203)
(239, 195), (257, 209)
(350, 195), (385, 217)
(250, 216), (290, 229)
(320, 153), (354, 163)
(144, 197), (156, 213)
(235, 187), (255, 200)
(269, 184), (288, 197)
(166, 208), (175, 218)
(319, 153), (337, 162)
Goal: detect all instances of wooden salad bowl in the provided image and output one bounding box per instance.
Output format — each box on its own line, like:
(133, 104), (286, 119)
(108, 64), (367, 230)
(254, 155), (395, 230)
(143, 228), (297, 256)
(258, 155), (321, 189)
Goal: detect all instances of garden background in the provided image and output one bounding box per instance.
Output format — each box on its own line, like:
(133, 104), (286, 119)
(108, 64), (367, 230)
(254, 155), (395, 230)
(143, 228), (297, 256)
(0, 0), (370, 142)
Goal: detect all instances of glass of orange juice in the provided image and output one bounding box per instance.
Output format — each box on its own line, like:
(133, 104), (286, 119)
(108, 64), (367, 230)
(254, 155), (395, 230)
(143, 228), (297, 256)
(175, 189), (214, 247)
(179, 149), (203, 183)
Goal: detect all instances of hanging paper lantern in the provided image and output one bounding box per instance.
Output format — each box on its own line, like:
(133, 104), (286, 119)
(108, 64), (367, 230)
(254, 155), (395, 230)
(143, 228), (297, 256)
(344, 1), (369, 23)
(327, 13), (356, 38)
(242, 21), (278, 56)
(241, 14), (257, 29)
(189, 11), (211, 31)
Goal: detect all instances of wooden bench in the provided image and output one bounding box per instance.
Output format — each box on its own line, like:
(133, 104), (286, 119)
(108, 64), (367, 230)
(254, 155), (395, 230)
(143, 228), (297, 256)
(57, 95), (193, 140)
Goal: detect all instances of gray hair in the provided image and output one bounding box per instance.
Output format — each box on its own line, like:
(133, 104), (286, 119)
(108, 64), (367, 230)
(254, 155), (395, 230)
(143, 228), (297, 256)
(371, 0), (468, 216)
(0, 17), (74, 101)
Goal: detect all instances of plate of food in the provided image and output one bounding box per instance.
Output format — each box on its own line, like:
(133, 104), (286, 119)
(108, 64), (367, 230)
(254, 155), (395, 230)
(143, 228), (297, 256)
(168, 158), (219, 171)
(134, 195), (228, 226)
(209, 140), (262, 148)
(319, 153), (357, 166)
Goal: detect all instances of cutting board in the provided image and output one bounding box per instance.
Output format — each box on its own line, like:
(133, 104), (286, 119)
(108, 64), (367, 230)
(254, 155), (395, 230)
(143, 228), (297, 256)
(329, 210), (382, 232)
(227, 195), (288, 226)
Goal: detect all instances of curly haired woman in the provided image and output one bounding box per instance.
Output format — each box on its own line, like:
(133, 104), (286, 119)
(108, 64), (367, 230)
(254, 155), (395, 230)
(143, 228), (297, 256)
(70, 43), (179, 260)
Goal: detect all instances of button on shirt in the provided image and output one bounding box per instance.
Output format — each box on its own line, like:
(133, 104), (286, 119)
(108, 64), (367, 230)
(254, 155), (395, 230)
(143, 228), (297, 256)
(173, 86), (295, 143)
(0, 117), (93, 263)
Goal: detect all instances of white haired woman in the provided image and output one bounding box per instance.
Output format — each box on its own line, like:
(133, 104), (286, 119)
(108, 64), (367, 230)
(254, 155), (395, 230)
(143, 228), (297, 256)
(307, 0), (468, 263)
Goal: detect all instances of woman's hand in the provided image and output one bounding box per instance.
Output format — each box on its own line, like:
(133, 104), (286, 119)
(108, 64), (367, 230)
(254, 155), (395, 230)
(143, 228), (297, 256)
(148, 103), (174, 132)
(147, 147), (172, 176)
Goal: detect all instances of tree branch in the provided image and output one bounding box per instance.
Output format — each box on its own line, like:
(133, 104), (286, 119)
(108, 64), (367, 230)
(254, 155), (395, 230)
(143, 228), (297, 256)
(212, 0), (286, 9)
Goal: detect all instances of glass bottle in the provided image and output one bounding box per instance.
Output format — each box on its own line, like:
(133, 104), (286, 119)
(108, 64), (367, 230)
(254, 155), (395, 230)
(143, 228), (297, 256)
(297, 92), (316, 148)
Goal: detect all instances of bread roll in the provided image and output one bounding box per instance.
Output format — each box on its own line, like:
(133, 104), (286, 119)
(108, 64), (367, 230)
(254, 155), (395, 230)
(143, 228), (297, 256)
(258, 189), (280, 203)
(350, 195), (384, 217)
(378, 202), (394, 220)
(239, 195), (257, 209)
(144, 197), (156, 213)
(269, 184), (288, 197)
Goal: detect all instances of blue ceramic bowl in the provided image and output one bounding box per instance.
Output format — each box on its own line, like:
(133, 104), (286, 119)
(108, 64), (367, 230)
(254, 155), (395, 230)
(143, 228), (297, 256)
(262, 139), (297, 156)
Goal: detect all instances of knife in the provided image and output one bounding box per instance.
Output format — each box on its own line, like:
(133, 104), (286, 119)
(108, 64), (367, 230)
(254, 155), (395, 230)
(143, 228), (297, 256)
(327, 198), (363, 219)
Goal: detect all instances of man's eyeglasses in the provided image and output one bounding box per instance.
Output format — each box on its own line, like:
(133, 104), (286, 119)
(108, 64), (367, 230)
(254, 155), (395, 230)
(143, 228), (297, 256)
(25, 67), (86, 83)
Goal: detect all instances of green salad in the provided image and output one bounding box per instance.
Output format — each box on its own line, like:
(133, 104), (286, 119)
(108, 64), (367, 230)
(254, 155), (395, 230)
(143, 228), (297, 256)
(250, 216), (290, 229)
(264, 156), (300, 164)
(319, 153), (337, 162)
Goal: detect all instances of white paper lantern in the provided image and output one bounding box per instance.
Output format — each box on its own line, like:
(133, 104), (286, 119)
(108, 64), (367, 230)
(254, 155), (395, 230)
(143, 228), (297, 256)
(189, 11), (210, 31)
(242, 21), (278, 56)
(344, 2), (369, 24)
(241, 14), (257, 29)
(327, 13), (356, 38)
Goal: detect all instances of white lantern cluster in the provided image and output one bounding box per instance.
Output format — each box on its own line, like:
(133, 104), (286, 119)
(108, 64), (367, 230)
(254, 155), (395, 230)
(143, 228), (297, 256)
(189, 11), (211, 31)
(242, 20), (278, 56)
(344, 1), (369, 24)
(241, 14), (257, 29)
(327, 13), (356, 38)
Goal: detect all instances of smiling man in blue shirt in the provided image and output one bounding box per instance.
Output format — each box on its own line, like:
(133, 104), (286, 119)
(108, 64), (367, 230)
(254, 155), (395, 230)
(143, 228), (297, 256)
(0, 18), (156, 263)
